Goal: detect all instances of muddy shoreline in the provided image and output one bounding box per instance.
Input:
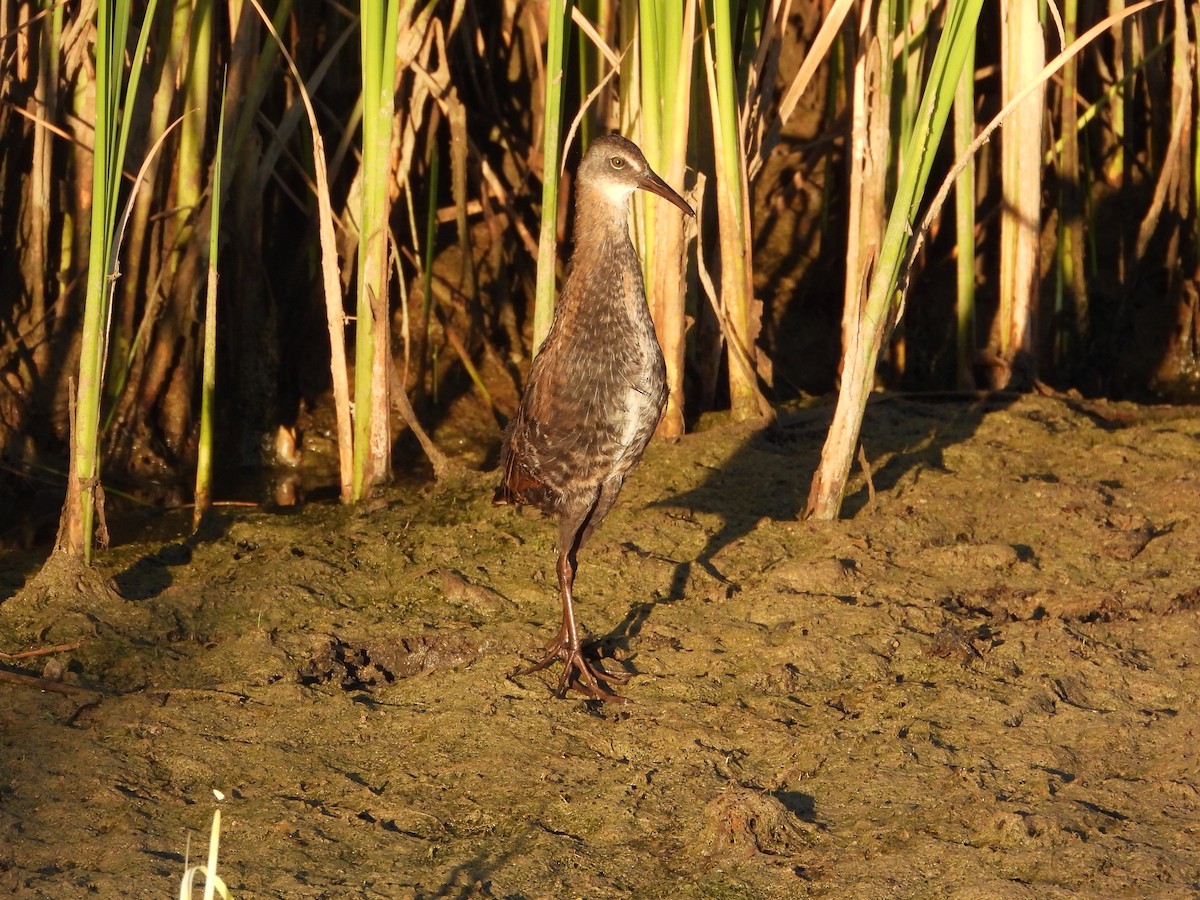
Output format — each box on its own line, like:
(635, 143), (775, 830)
(2, 393), (1199, 897)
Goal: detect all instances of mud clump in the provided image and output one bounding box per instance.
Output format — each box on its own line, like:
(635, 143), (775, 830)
(297, 632), (485, 690)
(695, 785), (816, 864)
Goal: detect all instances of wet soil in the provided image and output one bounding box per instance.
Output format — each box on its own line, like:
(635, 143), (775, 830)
(2, 392), (1199, 897)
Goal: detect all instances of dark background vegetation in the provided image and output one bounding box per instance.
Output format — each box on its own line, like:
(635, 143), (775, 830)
(1, 0), (1196, 546)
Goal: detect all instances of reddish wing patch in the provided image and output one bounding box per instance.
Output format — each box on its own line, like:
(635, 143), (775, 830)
(494, 452), (557, 513)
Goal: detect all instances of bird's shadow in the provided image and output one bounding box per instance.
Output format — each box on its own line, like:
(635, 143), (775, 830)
(599, 393), (1016, 650)
(112, 511), (233, 601)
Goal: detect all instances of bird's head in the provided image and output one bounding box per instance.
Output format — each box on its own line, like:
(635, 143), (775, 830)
(577, 134), (695, 218)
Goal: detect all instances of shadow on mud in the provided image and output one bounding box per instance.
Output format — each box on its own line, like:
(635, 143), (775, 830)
(112, 513), (234, 601)
(603, 392), (1017, 649)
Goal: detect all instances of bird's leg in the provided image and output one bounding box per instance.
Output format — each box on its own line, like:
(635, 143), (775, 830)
(517, 544), (629, 702)
(552, 547), (631, 698)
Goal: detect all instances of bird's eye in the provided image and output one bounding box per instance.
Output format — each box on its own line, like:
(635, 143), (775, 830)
(610, 156), (625, 169)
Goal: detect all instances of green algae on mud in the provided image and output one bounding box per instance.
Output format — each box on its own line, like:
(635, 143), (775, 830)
(2, 393), (1199, 897)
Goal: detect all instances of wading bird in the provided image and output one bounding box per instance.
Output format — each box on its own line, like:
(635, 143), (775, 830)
(496, 134), (694, 701)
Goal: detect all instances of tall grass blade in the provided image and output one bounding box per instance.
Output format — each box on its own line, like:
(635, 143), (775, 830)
(352, 0), (401, 500)
(953, 38), (977, 387)
(640, 0), (695, 436)
(68, 0), (163, 562)
(532, 0), (571, 350)
(704, 0), (768, 422)
(194, 79), (227, 532)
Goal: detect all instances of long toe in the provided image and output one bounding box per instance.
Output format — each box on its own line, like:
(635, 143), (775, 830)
(515, 650), (559, 677)
(514, 625), (572, 676)
(561, 647), (630, 703)
(583, 655), (630, 686)
(515, 638), (630, 702)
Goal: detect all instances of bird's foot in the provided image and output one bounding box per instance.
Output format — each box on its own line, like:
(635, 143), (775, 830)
(516, 637), (630, 703)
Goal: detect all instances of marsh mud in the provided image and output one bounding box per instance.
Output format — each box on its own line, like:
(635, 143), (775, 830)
(2, 392), (1199, 897)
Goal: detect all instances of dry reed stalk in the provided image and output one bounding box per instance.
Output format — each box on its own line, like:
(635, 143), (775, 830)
(842, 0), (892, 371)
(23, 0), (62, 376)
(107, 4), (175, 424)
(1133, 0), (1192, 260)
(645, 1), (696, 437)
(953, 37), (977, 387)
(997, 0), (1045, 380)
(759, 0), (854, 178)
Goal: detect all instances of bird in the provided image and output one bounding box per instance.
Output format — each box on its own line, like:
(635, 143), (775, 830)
(496, 134), (694, 702)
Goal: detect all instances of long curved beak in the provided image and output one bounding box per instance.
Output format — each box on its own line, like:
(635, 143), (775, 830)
(637, 170), (695, 218)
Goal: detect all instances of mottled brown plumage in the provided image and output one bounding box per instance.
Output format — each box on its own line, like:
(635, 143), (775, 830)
(496, 135), (694, 701)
